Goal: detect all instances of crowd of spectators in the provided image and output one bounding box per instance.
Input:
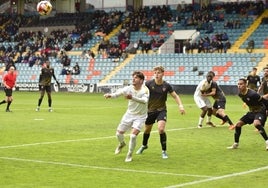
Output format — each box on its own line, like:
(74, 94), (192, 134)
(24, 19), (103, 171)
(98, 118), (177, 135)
(0, 0), (266, 71)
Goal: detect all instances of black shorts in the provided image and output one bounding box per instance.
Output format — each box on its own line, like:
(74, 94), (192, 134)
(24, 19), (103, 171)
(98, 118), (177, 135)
(4, 87), (12, 97)
(213, 98), (226, 110)
(39, 85), (51, 92)
(145, 110), (167, 125)
(240, 111), (267, 126)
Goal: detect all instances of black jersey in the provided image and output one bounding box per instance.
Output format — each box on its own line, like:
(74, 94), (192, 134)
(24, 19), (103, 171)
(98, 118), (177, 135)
(247, 74), (260, 91)
(39, 67), (55, 86)
(145, 79), (174, 112)
(211, 81), (225, 100)
(261, 77), (268, 95)
(239, 88), (266, 113)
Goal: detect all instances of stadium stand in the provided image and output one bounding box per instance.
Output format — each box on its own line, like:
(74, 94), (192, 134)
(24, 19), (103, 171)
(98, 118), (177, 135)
(0, 1), (268, 91)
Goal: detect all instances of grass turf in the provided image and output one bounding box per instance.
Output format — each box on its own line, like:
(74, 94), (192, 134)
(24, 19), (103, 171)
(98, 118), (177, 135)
(0, 91), (268, 188)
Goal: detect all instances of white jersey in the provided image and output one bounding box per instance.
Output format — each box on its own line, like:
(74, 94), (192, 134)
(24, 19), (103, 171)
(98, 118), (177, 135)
(194, 79), (212, 109)
(110, 85), (149, 115)
(194, 79), (212, 97)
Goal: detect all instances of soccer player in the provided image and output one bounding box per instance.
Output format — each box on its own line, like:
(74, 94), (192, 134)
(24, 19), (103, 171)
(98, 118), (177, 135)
(194, 72), (215, 128)
(136, 66), (185, 159)
(104, 71), (149, 162)
(227, 78), (268, 150)
(36, 61), (59, 112)
(258, 66), (268, 95)
(202, 71), (235, 130)
(0, 66), (17, 112)
(246, 67), (260, 91)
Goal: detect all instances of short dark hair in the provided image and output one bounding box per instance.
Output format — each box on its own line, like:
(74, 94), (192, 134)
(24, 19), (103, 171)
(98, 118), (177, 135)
(239, 78), (247, 83)
(133, 71), (145, 80)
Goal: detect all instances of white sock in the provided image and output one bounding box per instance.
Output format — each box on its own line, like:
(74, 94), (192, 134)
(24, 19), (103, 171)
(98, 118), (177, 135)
(128, 134), (137, 154)
(207, 116), (212, 122)
(116, 132), (124, 144)
(198, 117), (204, 125)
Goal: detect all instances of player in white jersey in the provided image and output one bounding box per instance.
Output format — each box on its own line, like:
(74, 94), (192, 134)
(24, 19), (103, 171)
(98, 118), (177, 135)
(194, 72), (215, 128)
(104, 71), (149, 162)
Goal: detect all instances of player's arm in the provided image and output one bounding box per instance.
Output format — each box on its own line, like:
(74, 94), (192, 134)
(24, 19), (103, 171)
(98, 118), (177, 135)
(257, 82), (263, 94)
(170, 91), (185, 114)
(202, 87), (216, 97)
(130, 87), (149, 104)
(104, 87), (125, 99)
(52, 70), (59, 85)
(2, 75), (10, 89)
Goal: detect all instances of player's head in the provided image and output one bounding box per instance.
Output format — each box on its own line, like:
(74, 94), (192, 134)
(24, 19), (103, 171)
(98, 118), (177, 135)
(237, 78), (247, 92)
(263, 66), (268, 77)
(153, 66), (164, 73)
(9, 66), (15, 73)
(206, 71), (214, 83)
(132, 71), (145, 86)
(45, 61), (50, 68)
(153, 66), (164, 80)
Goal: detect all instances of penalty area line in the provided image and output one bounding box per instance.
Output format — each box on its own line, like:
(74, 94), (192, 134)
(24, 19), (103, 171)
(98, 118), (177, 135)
(0, 127), (197, 149)
(165, 165), (268, 188)
(0, 156), (212, 178)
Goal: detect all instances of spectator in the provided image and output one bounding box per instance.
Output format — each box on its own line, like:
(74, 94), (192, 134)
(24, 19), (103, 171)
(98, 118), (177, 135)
(72, 62), (80, 75)
(246, 40), (255, 53)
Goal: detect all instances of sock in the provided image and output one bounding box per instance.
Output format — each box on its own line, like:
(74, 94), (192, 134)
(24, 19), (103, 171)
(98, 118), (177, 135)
(6, 101), (11, 110)
(128, 134), (137, 153)
(216, 113), (224, 120)
(207, 116), (212, 123)
(224, 115), (234, 125)
(255, 125), (268, 140)
(234, 126), (241, 143)
(0, 100), (6, 105)
(48, 98), (52, 107)
(160, 132), (167, 151)
(116, 132), (124, 145)
(142, 133), (150, 146)
(38, 98), (43, 106)
(198, 117), (204, 125)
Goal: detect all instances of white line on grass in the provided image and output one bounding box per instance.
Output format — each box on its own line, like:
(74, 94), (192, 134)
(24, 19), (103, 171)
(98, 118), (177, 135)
(0, 156), (212, 178)
(0, 136), (115, 149)
(165, 165), (268, 188)
(0, 127), (199, 149)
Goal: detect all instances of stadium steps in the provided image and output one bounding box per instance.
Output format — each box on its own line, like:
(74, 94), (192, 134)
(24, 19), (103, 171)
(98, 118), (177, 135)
(99, 54), (135, 84)
(256, 53), (268, 74)
(230, 9), (268, 53)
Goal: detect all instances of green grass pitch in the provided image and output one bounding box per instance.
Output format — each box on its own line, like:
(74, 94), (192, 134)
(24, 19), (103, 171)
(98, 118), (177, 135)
(1, 91), (268, 188)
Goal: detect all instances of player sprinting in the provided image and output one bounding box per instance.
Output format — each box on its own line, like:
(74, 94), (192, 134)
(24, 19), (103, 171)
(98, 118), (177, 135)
(104, 71), (149, 162)
(36, 61), (59, 112)
(0, 66), (17, 112)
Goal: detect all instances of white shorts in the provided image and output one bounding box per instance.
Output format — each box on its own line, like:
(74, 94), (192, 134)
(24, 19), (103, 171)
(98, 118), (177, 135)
(194, 95), (212, 109)
(117, 112), (147, 132)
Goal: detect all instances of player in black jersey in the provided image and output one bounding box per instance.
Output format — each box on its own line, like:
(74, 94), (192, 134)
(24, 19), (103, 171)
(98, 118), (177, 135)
(36, 61), (59, 112)
(136, 66), (185, 159)
(202, 71), (235, 130)
(246, 67), (260, 91)
(258, 66), (268, 95)
(227, 78), (268, 150)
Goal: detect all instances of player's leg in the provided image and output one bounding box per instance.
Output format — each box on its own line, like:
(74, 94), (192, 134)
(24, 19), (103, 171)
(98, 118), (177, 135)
(227, 114), (248, 149)
(46, 86), (52, 112)
(6, 96), (13, 112)
(136, 111), (157, 154)
(36, 86), (45, 111)
(0, 87), (8, 106)
(158, 119), (168, 159)
(115, 113), (130, 155)
(253, 114), (268, 150)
